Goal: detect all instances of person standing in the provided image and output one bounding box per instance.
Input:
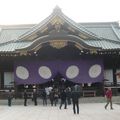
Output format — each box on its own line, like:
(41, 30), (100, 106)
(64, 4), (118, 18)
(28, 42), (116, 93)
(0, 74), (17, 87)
(41, 89), (47, 106)
(49, 89), (54, 106)
(59, 89), (67, 109)
(66, 87), (71, 105)
(71, 90), (80, 114)
(54, 89), (59, 106)
(105, 88), (113, 110)
(24, 90), (28, 106)
(33, 89), (37, 106)
(8, 89), (13, 106)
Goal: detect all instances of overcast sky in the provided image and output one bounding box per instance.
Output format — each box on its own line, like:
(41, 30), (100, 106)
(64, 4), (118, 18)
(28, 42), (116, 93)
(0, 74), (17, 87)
(0, 0), (120, 25)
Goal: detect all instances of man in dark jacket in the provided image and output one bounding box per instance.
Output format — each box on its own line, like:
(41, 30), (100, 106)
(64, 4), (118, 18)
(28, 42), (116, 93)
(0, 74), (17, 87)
(59, 89), (67, 109)
(33, 89), (37, 106)
(24, 90), (28, 106)
(49, 89), (54, 106)
(71, 91), (80, 114)
(41, 89), (47, 106)
(8, 89), (13, 106)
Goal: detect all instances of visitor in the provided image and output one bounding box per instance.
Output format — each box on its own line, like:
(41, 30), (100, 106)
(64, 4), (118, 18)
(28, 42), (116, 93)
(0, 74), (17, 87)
(49, 89), (54, 106)
(105, 87), (113, 110)
(71, 90), (80, 114)
(8, 89), (13, 106)
(24, 90), (28, 106)
(59, 89), (67, 109)
(33, 89), (37, 106)
(54, 89), (59, 106)
(41, 89), (47, 106)
(66, 87), (72, 105)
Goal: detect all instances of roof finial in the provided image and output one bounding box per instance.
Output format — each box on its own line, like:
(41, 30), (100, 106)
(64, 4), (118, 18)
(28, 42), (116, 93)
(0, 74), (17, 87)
(53, 6), (62, 13)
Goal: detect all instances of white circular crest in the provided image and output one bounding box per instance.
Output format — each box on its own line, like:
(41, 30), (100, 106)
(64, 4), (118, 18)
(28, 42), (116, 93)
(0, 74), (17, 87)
(16, 66), (29, 80)
(38, 66), (52, 79)
(89, 64), (101, 78)
(66, 65), (79, 79)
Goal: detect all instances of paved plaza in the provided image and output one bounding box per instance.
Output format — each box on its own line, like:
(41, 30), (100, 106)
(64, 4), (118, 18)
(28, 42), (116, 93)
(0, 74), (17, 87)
(0, 99), (120, 120)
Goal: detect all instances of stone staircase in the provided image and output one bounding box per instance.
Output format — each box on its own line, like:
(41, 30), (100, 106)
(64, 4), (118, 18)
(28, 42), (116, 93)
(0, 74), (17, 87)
(79, 96), (120, 103)
(0, 96), (120, 105)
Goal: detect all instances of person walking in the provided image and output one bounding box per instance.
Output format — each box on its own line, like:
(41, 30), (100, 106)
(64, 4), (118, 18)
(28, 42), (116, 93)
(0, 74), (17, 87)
(41, 89), (47, 106)
(8, 89), (13, 106)
(71, 90), (80, 114)
(49, 89), (54, 106)
(59, 89), (67, 109)
(66, 87), (71, 105)
(54, 90), (59, 106)
(24, 90), (28, 106)
(33, 89), (37, 106)
(105, 87), (113, 110)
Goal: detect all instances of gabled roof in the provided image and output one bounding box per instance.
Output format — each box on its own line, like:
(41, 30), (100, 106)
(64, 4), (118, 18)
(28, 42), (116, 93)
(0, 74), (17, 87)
(17, 6), (101, 41)
(0, 6), (120, 53)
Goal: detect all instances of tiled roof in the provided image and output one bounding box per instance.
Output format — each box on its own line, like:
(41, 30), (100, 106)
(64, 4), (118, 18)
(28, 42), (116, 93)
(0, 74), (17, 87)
(80, 22), (120, 42)
(0, 25), (34, 43)
(84, 40), (120, 49)
(0, 7), (120, 52)
(0, 38), (120, 52)
(0, 22), (120, 52)
(0, 41), (31, 52)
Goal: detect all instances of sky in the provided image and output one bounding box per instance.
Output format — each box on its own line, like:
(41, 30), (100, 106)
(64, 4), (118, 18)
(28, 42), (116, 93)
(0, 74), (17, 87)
(0, 0), (120, 25)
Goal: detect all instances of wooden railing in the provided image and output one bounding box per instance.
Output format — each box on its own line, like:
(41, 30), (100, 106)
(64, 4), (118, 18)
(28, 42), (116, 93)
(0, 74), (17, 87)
(83, 90), (96, 97)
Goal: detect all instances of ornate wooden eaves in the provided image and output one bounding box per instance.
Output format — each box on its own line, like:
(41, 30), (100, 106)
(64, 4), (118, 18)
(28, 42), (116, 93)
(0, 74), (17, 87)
(16, 34), (101, 55)
(49, 40), (67, 49)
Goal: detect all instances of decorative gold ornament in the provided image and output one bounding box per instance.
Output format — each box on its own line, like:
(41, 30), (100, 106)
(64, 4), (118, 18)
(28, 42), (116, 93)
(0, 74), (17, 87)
(79, 33), (88, 39)
(50, 40), (67, 49)
(33, 44), (42, 51)
(90, 50), (97, 54)
(20, 51), (27, 56)
(68, 27), (75, 32)
(51, 16), (64, 25)
(54, 23), (61, 32)
(28, 34), (38, 41)
(75, 44), (83, 50)
(40, 27), (48, 33)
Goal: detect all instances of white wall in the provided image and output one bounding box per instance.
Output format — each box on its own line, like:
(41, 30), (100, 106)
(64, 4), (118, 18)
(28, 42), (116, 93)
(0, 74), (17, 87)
(4, 72), (14, 88)
(116, 69), (120, 84)
(104, 69), (113, 84)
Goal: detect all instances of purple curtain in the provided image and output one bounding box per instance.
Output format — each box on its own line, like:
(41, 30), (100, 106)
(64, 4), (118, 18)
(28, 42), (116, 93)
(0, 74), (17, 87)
(14, 58), (104, 85)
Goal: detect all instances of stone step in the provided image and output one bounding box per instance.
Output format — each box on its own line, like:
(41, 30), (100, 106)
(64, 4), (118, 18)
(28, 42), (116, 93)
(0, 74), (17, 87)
(0, 96), (120, 105)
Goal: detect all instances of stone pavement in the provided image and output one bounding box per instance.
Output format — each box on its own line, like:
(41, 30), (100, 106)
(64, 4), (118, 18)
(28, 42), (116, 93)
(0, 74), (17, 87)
(0, 102), (120, 120)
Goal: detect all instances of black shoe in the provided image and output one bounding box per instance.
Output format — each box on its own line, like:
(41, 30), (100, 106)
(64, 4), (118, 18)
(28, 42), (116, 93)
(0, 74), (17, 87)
(111, 108), (114, 110)
(105, 106), (107, 109)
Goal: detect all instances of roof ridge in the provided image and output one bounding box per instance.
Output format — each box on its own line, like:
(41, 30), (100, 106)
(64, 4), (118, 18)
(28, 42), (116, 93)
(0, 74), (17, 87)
(60, 13), (99, 38)
(90, 37), (120, 44)
(18, 7), (103, 41)
(111, 24), (120, 40)
(79, 21), (118, 24)
(80, 22), (119, 28)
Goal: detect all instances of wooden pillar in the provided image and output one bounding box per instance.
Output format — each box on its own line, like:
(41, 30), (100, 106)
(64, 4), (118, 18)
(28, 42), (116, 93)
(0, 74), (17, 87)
(1, 72), (4, 89)
(113, 68), (117, 86)
(113, 68), (118, 96)
(0, 72), (1, 89)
